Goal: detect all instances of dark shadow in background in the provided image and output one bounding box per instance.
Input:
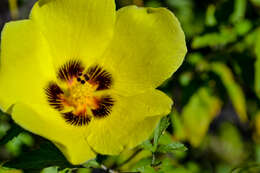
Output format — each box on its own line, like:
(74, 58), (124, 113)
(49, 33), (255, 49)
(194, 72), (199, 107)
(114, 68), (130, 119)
(0, 0), (37, 31)
(0, 0), (10, 31)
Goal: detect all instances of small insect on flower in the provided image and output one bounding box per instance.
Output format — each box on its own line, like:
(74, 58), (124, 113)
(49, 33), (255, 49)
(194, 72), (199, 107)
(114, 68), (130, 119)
(0, 0), (187, 165)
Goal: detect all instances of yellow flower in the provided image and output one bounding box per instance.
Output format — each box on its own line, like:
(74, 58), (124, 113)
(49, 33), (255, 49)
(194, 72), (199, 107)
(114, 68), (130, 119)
(0, 0), (186, 165)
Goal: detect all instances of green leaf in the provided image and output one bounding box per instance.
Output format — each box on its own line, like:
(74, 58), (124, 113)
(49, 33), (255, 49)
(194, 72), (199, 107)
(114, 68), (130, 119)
(251, 0), (260, 6)
(205, 4), (217, 26)
(158, 131), (174, 146)
(153, 117), (170, 152)
(211, 63), (248, 122)
(0, 123), (24, 146)
(231, 163), (260, 173)
(145, 0), (162, 7)
(0, 167), (23, 173)
(182, 87), (222, 147)
(186, 53), (203, 66)
(41, 167), (58, 173)
(4, 140), (75, 172)
(136, 165), (156, 173)
(82, 159), (100, 169)
(208, 123), (245, 165)
(254, 29), (260, 99)
(234, 20), (252, 36)
(192, 28), (237, 49)
(179, 72), (192, 86)
(141, 140), (154, 152)
(170, 111), (186, 141)
(132, 157), (153, 172)
(58, 168), (71, 173)
(157, 142), (187, 153)
(230, 0), (247, 24)
(6, 132), (34, 156)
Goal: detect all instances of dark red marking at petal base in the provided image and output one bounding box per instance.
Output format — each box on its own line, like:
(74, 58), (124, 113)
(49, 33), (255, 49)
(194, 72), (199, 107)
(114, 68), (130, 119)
(92, 96), (114, 118)
(87, 65), (112, 90)
(46, 61), (115, 127)
(58, 60), (84, 81)
(63, 112), (91, 126)
(45, 82), (64, 111)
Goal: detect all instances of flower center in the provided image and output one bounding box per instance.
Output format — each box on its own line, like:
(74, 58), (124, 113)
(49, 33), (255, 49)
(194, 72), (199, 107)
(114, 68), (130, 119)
(45, 60), (114, 126)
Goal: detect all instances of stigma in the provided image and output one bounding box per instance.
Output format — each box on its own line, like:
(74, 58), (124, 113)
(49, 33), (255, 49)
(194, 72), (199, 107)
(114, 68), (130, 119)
(45, 60), (114, 126)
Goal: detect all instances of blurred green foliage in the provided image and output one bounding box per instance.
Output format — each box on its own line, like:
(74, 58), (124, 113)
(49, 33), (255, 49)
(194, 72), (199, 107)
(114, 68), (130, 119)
(1, 0), (260, 172)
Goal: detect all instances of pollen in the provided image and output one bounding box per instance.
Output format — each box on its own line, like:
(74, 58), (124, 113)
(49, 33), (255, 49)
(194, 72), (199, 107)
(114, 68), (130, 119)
(63, 79), (98, 112)
(45, 60), (114, 126)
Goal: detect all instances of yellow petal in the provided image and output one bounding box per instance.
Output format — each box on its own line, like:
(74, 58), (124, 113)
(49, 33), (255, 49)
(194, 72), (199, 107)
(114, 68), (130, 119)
(87, 89), (172, 154)
(0, 20), (54, 111)
(101, 6), (187, 95)
(30, 0), (116, 68)
(12, 103), (96, 165)
(0, 20), (95, 165)
(125, 116), (161, 149)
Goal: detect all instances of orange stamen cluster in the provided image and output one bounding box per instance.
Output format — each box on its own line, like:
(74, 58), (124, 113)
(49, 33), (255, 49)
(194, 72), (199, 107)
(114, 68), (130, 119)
(45, 60), (114, 126)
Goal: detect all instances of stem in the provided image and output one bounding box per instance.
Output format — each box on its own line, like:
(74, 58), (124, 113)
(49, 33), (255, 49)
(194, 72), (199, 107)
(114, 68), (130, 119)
(151, 153), (156, 166)
(117, 148), (142, 168)
(101, 164), (118, 173)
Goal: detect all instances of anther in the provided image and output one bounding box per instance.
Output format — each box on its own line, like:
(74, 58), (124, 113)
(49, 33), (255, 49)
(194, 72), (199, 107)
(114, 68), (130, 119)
(84, 74), (89, 81)
(48, 61), (115, 127)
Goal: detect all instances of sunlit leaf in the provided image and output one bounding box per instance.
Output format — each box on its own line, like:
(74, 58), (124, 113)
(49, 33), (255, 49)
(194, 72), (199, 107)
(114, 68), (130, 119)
(119, 150), (152, 172)
(158, 131), (174, 146)
(254, 29), (260, 99)
(206, 4), (217, 26)
(153, 117), (170, 151)
(192, 28), (237, 49)
(82, 159), (100, 169)
(182, 87), (222, 147)
(186, 53), (203, 66)
(230, 0), (247, 23)
(141, 140), (153, 152)
(131, 157), (153, 172)
(157, 142), (187, 153)
(256, 144), (260, 163)
(234, 20), (252, 36)
(0, 123), (24, 146)
(170, 111), (186, 141)
(211, 63), (248, 122)
(41, 167), (58, 173)
(208, 123), (245, 165)
(250, 0), (260, 7)
(158, 158), (176, 173)
(231, 163), (260, 173)
(6, 132), (34, 156)
(0, 167), (22, 173)
(231, 28), (258, 52)
(254, 111), (260, 142)
(136, 165), (156, 173)
(179, 72), (193, 86)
